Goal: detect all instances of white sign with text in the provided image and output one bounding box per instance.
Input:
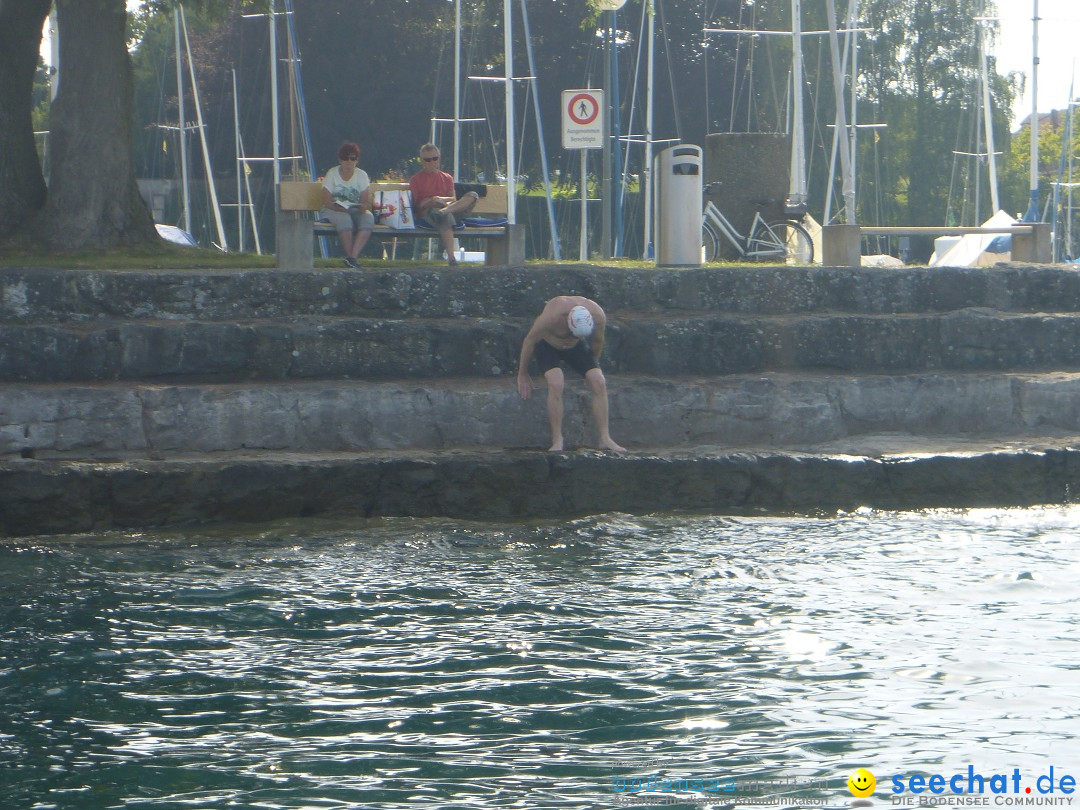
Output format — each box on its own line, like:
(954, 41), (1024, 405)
(562, 89), (604, 149)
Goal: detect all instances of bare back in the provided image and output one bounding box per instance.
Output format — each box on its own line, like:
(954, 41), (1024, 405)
(527, 296), (605, 350)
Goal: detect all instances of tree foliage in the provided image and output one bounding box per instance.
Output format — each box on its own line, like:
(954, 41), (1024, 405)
(704, 0), (1018, 228)
(1, 0), (1036, 254)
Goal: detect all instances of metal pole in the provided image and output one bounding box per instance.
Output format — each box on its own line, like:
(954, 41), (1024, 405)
(520, 0), (560, 259)
(789, 0), (806, 203)
(1069, 100), (1077, 256)
(612, 8), (624, 256)
(825, 0), (855, 223)
(503, 0), (516, 223)
(181, 6), (228, 250)
(580, 150), (589, 260)
(174, 7), (190, 231)
(601, 19), (612, 257)
(233, 70), (244, 252)
(978, 15), (1000, 212)
(454, 0), (461, 179)
(847, 0), (858, 218)
(270, 0), (280, 186)
(1026, 0), (1040, 221)
(643, 0), (655, 258)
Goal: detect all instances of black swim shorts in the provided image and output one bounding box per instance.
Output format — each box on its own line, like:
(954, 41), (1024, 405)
(534, 339), (598, 377)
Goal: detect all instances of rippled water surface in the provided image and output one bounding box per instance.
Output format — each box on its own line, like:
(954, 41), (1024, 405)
(3, 508), (1080, 809)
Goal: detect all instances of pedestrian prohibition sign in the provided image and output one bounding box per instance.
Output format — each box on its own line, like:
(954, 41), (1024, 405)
(562, 89), (604, 149)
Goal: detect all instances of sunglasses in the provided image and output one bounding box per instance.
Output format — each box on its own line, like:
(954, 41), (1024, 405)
(422, 155), (440, 162)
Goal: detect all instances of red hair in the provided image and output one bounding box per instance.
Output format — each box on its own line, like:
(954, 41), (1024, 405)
(337, 141), (361, 160)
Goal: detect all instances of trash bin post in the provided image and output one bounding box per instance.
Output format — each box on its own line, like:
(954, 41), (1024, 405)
(654, 144), (703, 267)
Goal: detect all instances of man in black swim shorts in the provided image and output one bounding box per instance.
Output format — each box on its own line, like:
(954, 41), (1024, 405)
(516, 296), (626, 453)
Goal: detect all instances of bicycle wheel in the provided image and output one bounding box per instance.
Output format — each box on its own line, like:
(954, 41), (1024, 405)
(702, 220), (722, 263)
(748, 220), (815, 264)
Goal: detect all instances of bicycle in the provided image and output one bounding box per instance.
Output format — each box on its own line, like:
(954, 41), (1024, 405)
(701, 182), (814, 264)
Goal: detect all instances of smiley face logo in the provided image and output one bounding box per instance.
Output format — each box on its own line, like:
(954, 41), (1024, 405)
(848, 768), (876, 798)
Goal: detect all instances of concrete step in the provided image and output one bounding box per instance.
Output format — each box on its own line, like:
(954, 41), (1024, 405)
(7, 265), (1080, 323)
(7, 372), (1080, 457)
(3, 440), (1079, 536)
(6, 310), (1080, 382)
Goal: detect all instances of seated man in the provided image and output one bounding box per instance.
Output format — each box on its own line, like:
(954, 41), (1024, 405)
(408, 143), (478, 266)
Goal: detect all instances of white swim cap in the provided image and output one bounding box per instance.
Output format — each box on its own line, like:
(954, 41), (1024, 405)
(567, 305), (594, 338)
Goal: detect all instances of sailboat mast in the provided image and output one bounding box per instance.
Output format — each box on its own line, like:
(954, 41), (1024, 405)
(174, 7), (190, 231)
(1027, 0), (1040, 220)
(789, 0), (806, 204)
(180, 5), (228, 250)
(504, 0), (516, 223)
(643, 0), (655, 257)
(520, 0), (561, 259)
(825, 0), (854, 222)
(978, 16), (1000, 213)
(270, 0), (281, 186)
(234, 69), (244, 252)
(847, 0), (858, 215)
(454, 0), (462, 180)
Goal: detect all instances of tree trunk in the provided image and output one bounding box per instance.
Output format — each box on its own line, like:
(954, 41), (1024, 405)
(37, 0), (157, 250)
(0, 0), (53, 241)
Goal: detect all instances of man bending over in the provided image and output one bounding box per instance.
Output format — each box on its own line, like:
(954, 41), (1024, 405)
(517, 296), (626, 454)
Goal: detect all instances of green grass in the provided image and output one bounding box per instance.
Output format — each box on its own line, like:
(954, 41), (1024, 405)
(0, 240), (271, 270)
(0, 237), (753, 271)
(0, 241), (440, 270)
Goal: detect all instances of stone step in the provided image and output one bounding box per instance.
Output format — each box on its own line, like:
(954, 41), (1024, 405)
(6, 372), (1080, 457)
(6, 265), (1080, 323)
(6, 310), (1080, 382)
(3, 440), (1079, 536)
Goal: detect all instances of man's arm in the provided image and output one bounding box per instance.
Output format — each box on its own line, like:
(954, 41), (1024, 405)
(590, 312), (606, 359)
(516, 319), (546, 400)
(516, 315), (552, 401)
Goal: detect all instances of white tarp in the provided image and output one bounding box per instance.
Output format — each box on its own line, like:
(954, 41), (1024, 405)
(929, 209), (1015, 267)
(155, 223), (197, 247)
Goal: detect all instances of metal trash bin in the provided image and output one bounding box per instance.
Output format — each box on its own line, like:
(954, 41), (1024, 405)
(654, 144), (703, 266)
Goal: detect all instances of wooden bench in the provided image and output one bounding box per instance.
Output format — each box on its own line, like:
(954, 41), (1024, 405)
(822, 223), (1053, 267)
(276, 180), (525, 269)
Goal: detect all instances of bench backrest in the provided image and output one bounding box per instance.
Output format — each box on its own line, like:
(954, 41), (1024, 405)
(278, 180), (508, 216)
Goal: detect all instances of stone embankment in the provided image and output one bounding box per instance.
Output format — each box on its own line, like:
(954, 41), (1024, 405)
(3, 263), (1080, 536)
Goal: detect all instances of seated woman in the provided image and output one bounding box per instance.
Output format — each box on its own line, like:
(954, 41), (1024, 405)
(320, 141), (375, 268)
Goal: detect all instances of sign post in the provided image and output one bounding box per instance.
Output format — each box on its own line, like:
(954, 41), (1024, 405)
(562, 90), (604, 260)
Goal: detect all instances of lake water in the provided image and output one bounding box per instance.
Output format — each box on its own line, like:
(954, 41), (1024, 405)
(2, 508), (1079, 809)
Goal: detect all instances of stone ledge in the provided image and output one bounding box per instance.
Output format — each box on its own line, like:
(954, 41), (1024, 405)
(7, 264), (1080, 323)
(8, 372), (1080, 457)
(2, 443), (1078, 537)
(7, 310), (1080, 382)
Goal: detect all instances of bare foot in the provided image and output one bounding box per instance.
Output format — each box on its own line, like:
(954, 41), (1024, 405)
(548, 438), (564, 452)
(599, 438), (627, 454)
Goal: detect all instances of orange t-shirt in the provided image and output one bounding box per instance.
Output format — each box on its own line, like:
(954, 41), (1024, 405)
(408, 169), (454, 216)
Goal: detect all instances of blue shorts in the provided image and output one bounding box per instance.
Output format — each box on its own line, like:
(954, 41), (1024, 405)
(534, 339), (598, 377)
